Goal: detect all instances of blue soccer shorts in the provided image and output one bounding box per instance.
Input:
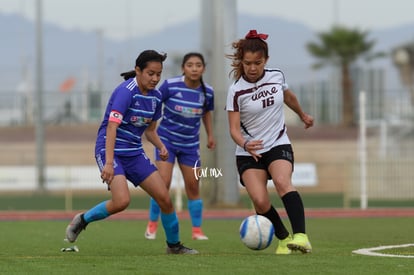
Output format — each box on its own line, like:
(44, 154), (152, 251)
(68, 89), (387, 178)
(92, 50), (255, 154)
(154, 141), (201, 168)
(96, 152), (157, 187)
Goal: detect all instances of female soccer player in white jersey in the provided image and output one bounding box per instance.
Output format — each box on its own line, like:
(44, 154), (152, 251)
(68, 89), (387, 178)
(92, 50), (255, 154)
(226, 30), (314, 254)
(65, 50), (198, 254)
(144, 52), (215, 241)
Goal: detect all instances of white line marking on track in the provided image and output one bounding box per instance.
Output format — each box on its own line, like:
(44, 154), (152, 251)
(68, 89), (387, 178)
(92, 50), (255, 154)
(352, 243), (414, 258)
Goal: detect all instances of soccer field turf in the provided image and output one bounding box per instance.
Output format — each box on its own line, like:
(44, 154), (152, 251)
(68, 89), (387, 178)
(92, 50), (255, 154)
(0, 217), (413, 274)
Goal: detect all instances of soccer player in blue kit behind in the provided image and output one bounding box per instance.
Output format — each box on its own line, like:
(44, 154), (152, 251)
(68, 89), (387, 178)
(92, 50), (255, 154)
(65, 50), (198, 255)
(144, 52), (216, 241)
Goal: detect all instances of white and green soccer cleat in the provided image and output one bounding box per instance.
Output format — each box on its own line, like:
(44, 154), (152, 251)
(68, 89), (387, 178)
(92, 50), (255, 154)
(275, 235), (292, 255)
(287, 233), (312, 253)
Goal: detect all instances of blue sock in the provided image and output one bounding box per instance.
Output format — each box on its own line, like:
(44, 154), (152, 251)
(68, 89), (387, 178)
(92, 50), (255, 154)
(149, 197), (161, 222)
(188, 199), (203, 227)
(83, 201), (110, 223)
(160, 211), (179, 244)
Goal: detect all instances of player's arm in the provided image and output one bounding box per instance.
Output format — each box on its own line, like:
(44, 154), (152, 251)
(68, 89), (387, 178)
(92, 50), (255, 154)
(228, 111), (262, 161)
(202, 111), (216, 149)
(283, 89), (314, 129)
(144, 121), (168, 161)
(101, 119), (120, 185)
(228, 111), (244, 148)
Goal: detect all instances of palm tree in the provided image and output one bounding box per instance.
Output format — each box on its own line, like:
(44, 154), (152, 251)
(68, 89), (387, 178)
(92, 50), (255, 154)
(307, 25), (377, 127)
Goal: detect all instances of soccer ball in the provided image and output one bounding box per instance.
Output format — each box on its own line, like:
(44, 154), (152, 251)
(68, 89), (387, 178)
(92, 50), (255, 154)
(239, 215), (274, 250)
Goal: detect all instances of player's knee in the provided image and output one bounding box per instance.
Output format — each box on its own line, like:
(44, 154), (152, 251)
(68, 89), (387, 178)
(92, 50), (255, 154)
(185, 185), (199, 199)
(113, 197), (130, 212)
(252, 198), (270, 213)
(156, 195), (174, 212)
(273, 177), (293, 193)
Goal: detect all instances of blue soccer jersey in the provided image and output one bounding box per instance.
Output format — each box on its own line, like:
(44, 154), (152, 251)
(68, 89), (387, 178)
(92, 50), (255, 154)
(95, 78), (162, 157)
(157, 75), (214, 149)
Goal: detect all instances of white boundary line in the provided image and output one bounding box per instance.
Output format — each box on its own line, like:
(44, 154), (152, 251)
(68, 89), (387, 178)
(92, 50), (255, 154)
(352, 243), (414, 258)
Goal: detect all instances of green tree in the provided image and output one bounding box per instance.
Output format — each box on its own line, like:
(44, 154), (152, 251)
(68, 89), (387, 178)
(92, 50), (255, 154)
(307, 25), (377, 126)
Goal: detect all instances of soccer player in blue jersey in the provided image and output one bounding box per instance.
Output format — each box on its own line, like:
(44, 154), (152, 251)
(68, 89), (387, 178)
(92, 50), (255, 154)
(226, 30), (314, 254)
(65, 50), (198, 254)
(144, 52), (216, 241)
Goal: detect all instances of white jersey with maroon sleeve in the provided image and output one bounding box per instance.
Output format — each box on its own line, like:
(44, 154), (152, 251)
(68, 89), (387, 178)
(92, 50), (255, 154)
(226, 68), (291, 156)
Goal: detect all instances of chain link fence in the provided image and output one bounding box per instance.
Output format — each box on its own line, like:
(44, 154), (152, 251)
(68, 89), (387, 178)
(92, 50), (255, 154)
(0, 67), (413, 208)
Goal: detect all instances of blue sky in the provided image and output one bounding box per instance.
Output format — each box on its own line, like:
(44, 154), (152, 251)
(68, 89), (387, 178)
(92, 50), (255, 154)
(1, 0), (414, 40)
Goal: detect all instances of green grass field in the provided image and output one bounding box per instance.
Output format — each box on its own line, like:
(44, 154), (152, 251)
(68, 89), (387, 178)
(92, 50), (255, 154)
(1, 192), (413, 210)
(1, 217), (413, 274)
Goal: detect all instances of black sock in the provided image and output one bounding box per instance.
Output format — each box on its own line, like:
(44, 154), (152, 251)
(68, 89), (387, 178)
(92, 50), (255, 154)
(257, 205), (290, 240)
(80, 214), (88, 229)
(166, 241), (181, 248)
(282, 191), (306, 234)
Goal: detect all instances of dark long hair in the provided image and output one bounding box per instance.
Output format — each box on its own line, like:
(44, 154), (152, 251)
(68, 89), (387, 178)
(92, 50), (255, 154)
(120, 50), (167, 80)
(182, 52), (208, 110)
(227, 37), (269, 80)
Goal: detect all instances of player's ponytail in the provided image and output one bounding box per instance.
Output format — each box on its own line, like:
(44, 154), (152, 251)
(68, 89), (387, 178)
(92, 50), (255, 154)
(120, 70), (136, 80)
(200, 77), (208, 111)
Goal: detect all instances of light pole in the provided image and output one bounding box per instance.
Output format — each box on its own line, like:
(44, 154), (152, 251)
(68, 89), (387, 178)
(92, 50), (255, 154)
(200, 0), (239, 207)
(35, 0), (45, 191)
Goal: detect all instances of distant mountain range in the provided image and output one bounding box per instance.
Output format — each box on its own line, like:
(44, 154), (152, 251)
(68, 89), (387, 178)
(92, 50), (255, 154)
(1, 12), (414, 93)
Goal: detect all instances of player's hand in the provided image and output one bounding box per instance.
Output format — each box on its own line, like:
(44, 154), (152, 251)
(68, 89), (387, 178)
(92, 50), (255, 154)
(207, 136), (216, 150)
(101, 163), (114, 186)
(301, 113), (314, 129)
(158, 146), (169, 161)
(244, 140), (263, 162)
